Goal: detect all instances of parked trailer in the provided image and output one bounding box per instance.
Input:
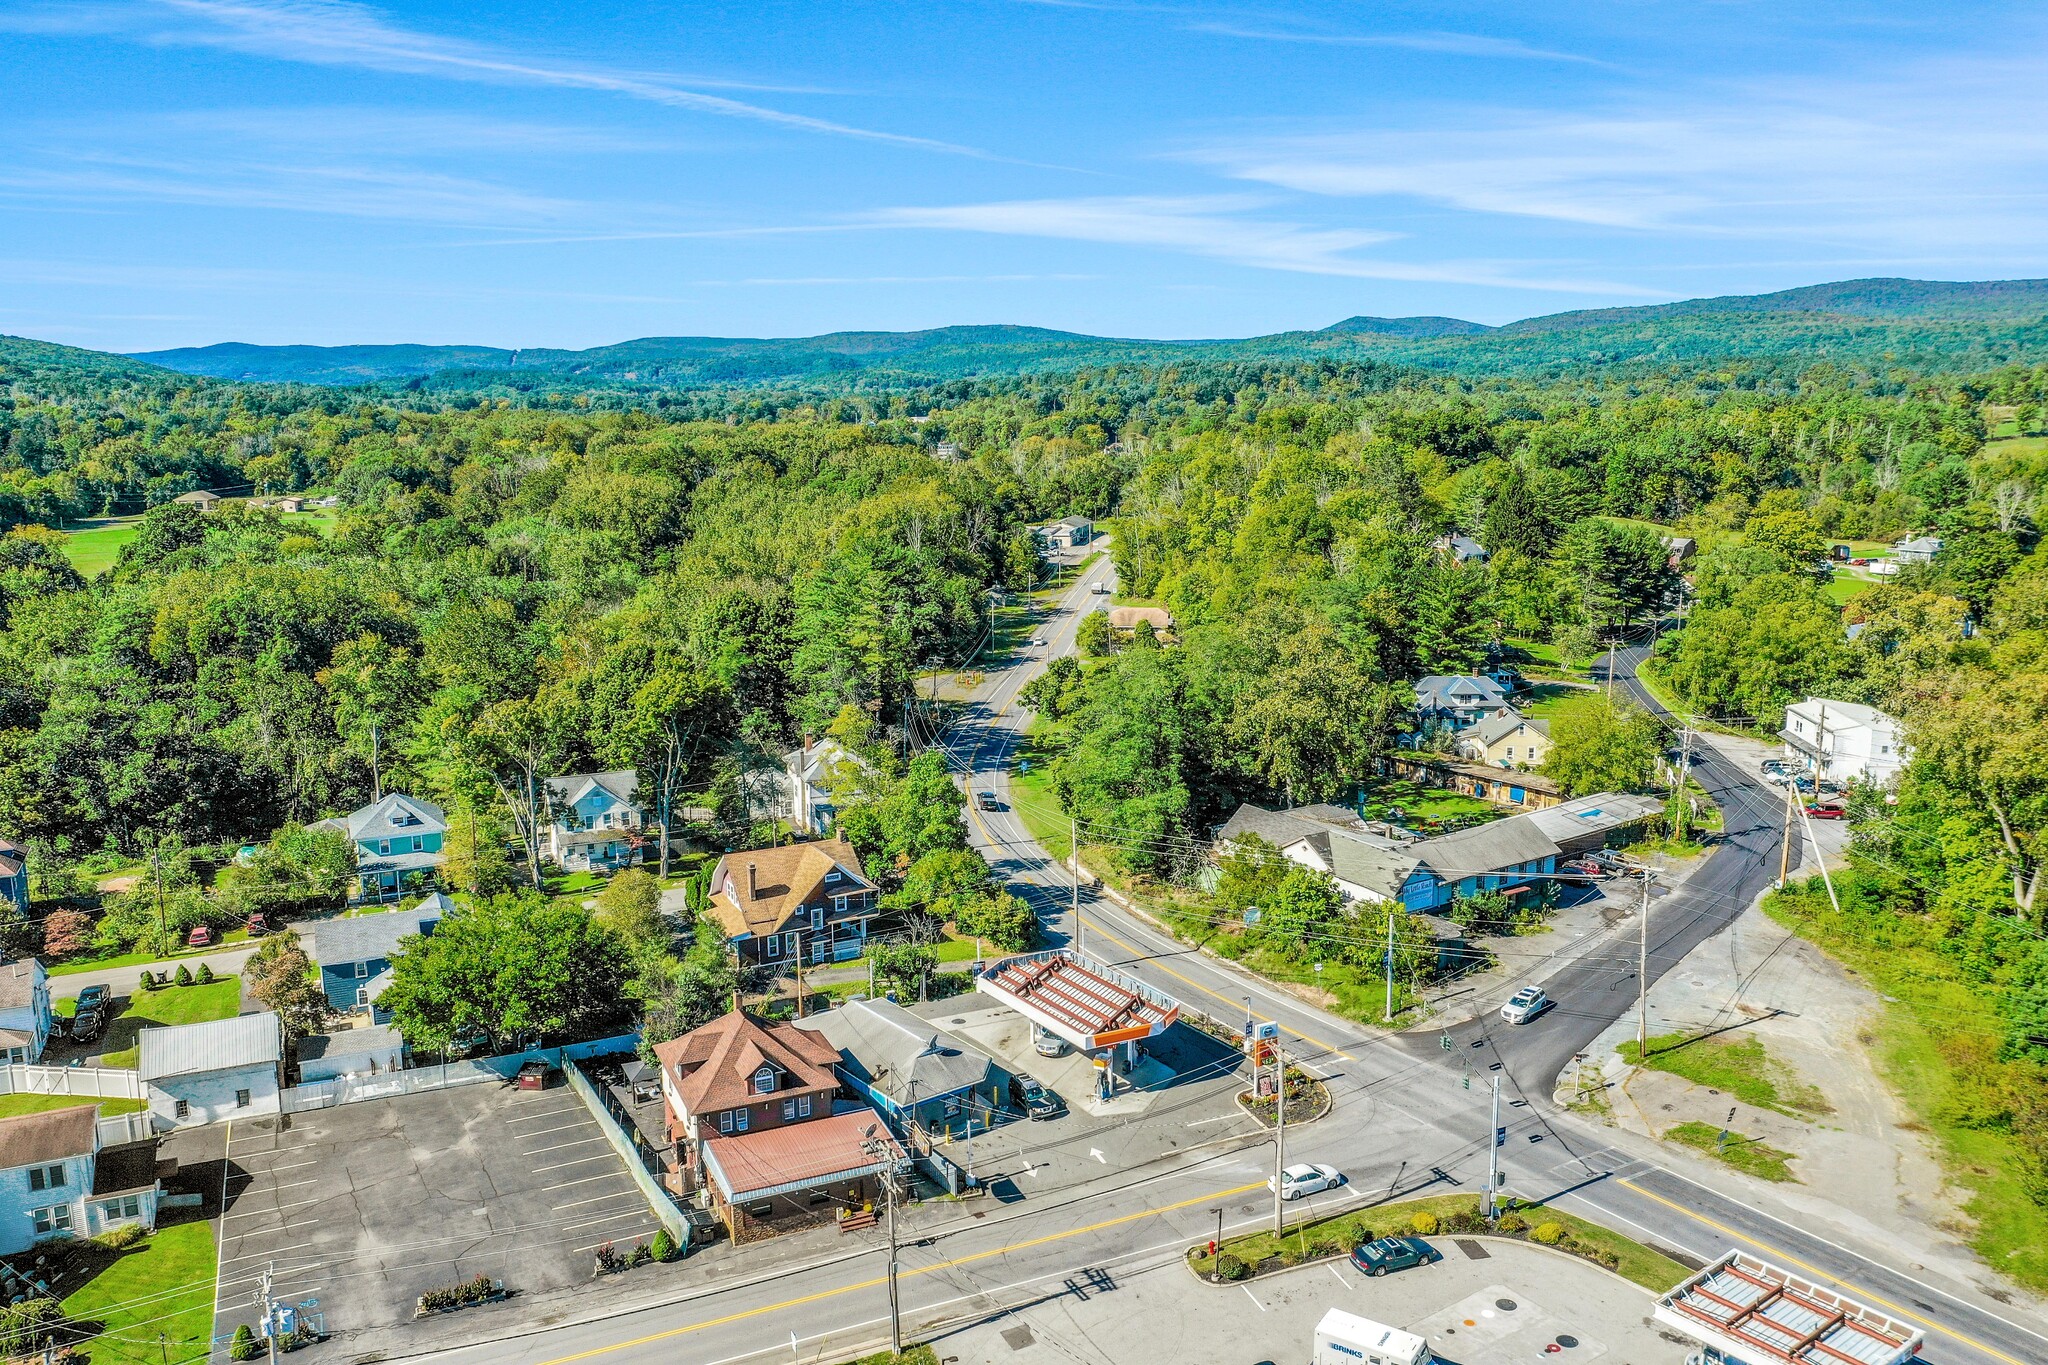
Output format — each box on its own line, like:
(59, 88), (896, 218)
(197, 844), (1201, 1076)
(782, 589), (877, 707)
(1312, 1308), (1431, 1365)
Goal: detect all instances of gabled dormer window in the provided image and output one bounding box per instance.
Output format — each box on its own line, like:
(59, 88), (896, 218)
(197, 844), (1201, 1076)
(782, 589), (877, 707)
(753, 1065), (776, 1095)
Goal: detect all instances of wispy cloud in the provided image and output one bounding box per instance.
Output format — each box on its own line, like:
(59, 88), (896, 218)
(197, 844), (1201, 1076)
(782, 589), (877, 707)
(1187, 53), (2048, 253)
(3, 0), (985, 156)
(858, 195), (1650, 292)
(1186, 21), (1600, 65)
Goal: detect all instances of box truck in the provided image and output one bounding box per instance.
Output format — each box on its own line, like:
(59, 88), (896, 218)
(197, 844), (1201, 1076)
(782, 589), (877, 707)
(1312, 1308), (1431, 1365)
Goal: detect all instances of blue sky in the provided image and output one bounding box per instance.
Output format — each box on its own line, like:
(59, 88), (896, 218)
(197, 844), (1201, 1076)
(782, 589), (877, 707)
(3, 1), (2046, 351)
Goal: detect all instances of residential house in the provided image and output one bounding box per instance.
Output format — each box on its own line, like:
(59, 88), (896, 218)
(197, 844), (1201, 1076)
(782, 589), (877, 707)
(1527, 792), (1666, 856)
(543, 770), (645, 872)
(0, 959), (52, 1065)
(707, 837), (878, 967)
(310, 792), (447, 904)
(1779, 697), (1911, 785)
(797, 998), (1012, 1141)
(933, 441), (961, 461)
(1106, 606), (1174, 637)
(171, 490), (221, 511)
(1662, 535), (1697, 567)
(1408, 816), (1560, 909)
(0, 1107), (160, 1254)
(1280, 828), (1428, 907)
(275, 496), (305, 513)
(138, 1013), (283, 1129)
(1456, 712), (1551, 769)
(1435, 534), (1488, 564)
(778, 738), (868, 838)
(305, 895), (446, 1019)
(1213, 802), (1373, 854)
(0, 837), (26, 916)
(1893, 535), (1942, 565)
(1412, 675), (1514, 731)
(297, 1024), (408, 1083)
(652, 1008), (905, 1242)
(1033, 517), (1093, 551)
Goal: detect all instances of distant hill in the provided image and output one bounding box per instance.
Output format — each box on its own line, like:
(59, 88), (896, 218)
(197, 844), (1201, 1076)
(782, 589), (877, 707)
(97, 275), (2048, 392)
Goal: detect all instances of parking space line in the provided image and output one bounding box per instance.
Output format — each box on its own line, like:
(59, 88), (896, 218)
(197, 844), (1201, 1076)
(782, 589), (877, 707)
(543, 1173), (624, 1193)
(517, 1121), (596, 1140)
(255, 1179), (319, 1193)
(220, 1242), (318, 1265)
(573, 1229), (657, 1254)
(524, 1137), (607, 1156)
(248, 1158), (320, 1172)
(533, 1154), (615, 1174)
(553, 1191), (640, 1211)
(507, 1106), (583, 1124)
(226, 1218), (322, 1240)
(224, 1197), (322, 1221)
(562, 1209), (658, 1233)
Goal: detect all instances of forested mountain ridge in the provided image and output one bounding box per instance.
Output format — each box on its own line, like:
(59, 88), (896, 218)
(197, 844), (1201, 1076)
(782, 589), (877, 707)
(120, 276), (2048, 390)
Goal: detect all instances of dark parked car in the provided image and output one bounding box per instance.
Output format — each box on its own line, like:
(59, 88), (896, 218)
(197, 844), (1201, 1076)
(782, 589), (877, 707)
(74, 985), (110, 1014)
(1013, 1076), (1065, 1120)
(1350, 1236), (1442, 1277)
(975, 791), (1001, 811)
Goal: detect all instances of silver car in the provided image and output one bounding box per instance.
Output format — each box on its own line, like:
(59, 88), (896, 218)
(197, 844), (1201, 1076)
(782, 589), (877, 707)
(1501, 986), (1548, 1025)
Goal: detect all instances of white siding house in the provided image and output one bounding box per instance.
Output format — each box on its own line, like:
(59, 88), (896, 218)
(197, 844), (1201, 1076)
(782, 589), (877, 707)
(138, 1013), (283, 1130)
(0, 1107), (159, 1254)
(1780, 698), (1910, 786)
(542, 771), (645, 872)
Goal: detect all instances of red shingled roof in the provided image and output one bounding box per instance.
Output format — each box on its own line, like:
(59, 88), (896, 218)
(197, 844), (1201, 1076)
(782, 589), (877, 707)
(652, 1009), (841, 1117)
(701, 1109), (903, 1202)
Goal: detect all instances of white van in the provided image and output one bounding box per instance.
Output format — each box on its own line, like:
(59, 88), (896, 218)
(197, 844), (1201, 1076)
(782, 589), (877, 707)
(1312, 1308), (1430, 1365)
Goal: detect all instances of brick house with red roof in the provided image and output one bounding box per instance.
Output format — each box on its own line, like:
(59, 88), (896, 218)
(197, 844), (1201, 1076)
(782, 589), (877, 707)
(652, 1008), (904, 1242)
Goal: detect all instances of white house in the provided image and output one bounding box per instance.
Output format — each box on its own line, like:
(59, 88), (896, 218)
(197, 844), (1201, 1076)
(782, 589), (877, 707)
(1893, 535), (1942, 565)
(1779, 697), (1910, 785)
(138, 1013), (283, 1130)
(542, 770), (645, 872)
(297, 1024), (408, 1084)
(779, 739), (868, 837)
(0, 1107), (160, 1254)
(0, 958), (52, 1065)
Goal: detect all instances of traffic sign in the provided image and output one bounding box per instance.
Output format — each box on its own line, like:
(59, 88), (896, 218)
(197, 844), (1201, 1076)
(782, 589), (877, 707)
(1494, 1126), (1507, 1148)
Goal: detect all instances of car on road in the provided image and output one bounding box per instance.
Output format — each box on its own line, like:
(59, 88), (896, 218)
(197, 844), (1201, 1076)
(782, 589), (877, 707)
(1033, 1026), (1070, 1058)
(1030, 635), (1047, 648)
(1501, 985), (1548, 1025)
(1013, 1077), (1066, 1120)
(1349, 1236), (1442, 1277)
(1805, 804), (1845, 819)
(975, 790), (1001, 811)
(1270, 1163), (1344, 1201)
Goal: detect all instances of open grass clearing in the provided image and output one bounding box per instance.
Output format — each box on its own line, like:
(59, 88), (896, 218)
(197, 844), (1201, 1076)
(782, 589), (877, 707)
(1619, 1028), (1831, 1117)
(98, 976), (242, 1069)
(59, 1217), (217, 1365)
(1519, 681), (1595, 720)
(59, 518), (143, 576)
(1665, 1120), (1798, 1182)
(1359, 776), (1499, 826)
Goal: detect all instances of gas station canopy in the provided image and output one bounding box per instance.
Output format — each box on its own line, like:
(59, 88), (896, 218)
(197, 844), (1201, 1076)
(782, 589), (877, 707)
(976, 949), (1180, 1053)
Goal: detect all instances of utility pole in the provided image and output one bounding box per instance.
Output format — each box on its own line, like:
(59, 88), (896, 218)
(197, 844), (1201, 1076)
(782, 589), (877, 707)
(149, 837), (165, 948)
(868, 1137), (902, 1358)
(1070, 816), (1083, 956)
(1670, 721), (1695, 841)
(1777, 765), (1798, 888)
(793, 930), (805, 1019)
(258, 1259), (281, 1365)
(1271, 1034), (1287, 1237)
(1382, 909), (1395, 1023)
(1484, 1073), (1503, 1222)
(1637, 870), (1655, 1057)
(1605, 634), (1616, 701)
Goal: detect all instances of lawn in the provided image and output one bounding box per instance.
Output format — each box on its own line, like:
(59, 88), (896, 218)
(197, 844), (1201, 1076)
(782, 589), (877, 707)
(1359, 777), (1499, 826)
(1519, 682), (1594, 720)
(1187, 1191), (1689, 1295)
(1619, 1029), (1831, 1117)
(59, 518), (143, 576)
(99, 977), (243, 1069)
(1006, 725), (1072, 862)
(1665, 1120), (1798, 1183)
(0, 1094), (147, 1118)
(1821, 573), (1875, 607)
(60, 1218), (218, 1365)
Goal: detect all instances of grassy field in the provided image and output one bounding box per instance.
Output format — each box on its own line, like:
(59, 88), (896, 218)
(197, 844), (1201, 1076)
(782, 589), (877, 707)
(60, 518), (143, 575)
(61, 1219), (218, 1365)
(100, 977), (243, 1069)
(1519, 682), (1595, 720)
(1665, 1120), (1798, 1182)
(1821, 572), (1876, 607)
(1766, 886), (2048, 1291)
(52, 934), (252, 976)
(0, 1094), (147, 1119)
(1360, 777), (1498, 825)
(1619, 1029), (1830, 1117)
(1187, 1191), (1689, 1295)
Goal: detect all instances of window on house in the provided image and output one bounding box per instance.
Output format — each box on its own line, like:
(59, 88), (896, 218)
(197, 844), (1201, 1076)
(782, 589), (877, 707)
(764, 935), (780, 959)
(783, 931), (798, 958)
(236, 1089), (252, 1109)
(719, 1110), (734, 1133)
(100, 1195), (141, 1221)
(356, 987), (370, 1007)
(734, 1108), (749, 1132)
(378, 839), (391, 855)
(797, 1095), (812, 1118)
(31, 1205), (69, 1235)
(811, 907), (823, 930)
(781, 1099), (796, 1121)
(28, 1164), (64, 1192)
(354, 961), (370, 979)
(174, 1100), (190, 1120)
(754, 1065), (776, 1094)
(1504, 747), (1514, 761)
(825, 869), (840, 883)
(410, 836), (423, 853)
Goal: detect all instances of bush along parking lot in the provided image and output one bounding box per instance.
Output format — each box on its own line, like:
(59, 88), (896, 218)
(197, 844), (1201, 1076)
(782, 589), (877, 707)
(1185, 1192), (1690, 1295)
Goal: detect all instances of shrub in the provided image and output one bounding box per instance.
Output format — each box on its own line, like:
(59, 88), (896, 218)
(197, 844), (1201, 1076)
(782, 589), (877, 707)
(1307, 1237), (1344, 1259)
(1217, 1254), (1247, 1281)
(1531, 1221), (1566, 1245)
(196, 962), (215, 985)
(174, 963), (192, 987)
(1496, 1212), (1528, 1234)
(1345, 1223), (1372, 1249)
(650, 1228), (677, 1263)
(137, 970), (155, 994)
(41, 910), (92, 960)
(1409, 1211), (1439, 1235)
(629, 1240), (652, 1266)
(229, 1324), (259, 1361)
(93, 1222), (150, 1250)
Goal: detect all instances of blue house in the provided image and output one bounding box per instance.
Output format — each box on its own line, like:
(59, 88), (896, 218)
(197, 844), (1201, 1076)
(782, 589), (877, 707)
(307, 894), (449, 1020)
(0, 839), (26, 917)
(311, 793), (447, 904)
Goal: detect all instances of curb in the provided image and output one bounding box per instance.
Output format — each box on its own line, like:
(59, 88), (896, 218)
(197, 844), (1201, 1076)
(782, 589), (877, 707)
(1184, 1230), (1654, 1295)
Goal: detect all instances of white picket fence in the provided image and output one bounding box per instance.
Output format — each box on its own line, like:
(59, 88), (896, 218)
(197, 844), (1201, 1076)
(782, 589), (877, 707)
(278, 1034), (638, 1114)
(0, 1063), (144, 1099)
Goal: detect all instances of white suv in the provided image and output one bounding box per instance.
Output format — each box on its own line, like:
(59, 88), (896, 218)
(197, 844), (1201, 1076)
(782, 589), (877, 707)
(1500, 986), (1548, 1025)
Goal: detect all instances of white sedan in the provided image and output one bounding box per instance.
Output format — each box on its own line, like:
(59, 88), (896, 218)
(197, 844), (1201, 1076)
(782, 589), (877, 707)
(1270, 1163), (1345, 1201)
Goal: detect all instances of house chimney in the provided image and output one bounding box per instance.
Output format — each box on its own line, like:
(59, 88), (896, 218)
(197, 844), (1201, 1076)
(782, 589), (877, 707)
(747, 862), (758, 901)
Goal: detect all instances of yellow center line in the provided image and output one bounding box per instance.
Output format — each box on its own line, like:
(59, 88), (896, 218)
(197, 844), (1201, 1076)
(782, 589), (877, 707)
(1617, 1178), (2026, 1365)
(531, 1179), (1267, 1365)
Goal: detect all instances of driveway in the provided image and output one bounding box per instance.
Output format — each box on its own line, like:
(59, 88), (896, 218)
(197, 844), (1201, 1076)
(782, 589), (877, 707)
(212, 1077), (663, 1360)
(50, 946), (258, 1002)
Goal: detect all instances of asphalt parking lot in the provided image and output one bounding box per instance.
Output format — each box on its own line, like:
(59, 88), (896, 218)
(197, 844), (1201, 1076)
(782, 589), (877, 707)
(212, 1078), (662, 1355)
